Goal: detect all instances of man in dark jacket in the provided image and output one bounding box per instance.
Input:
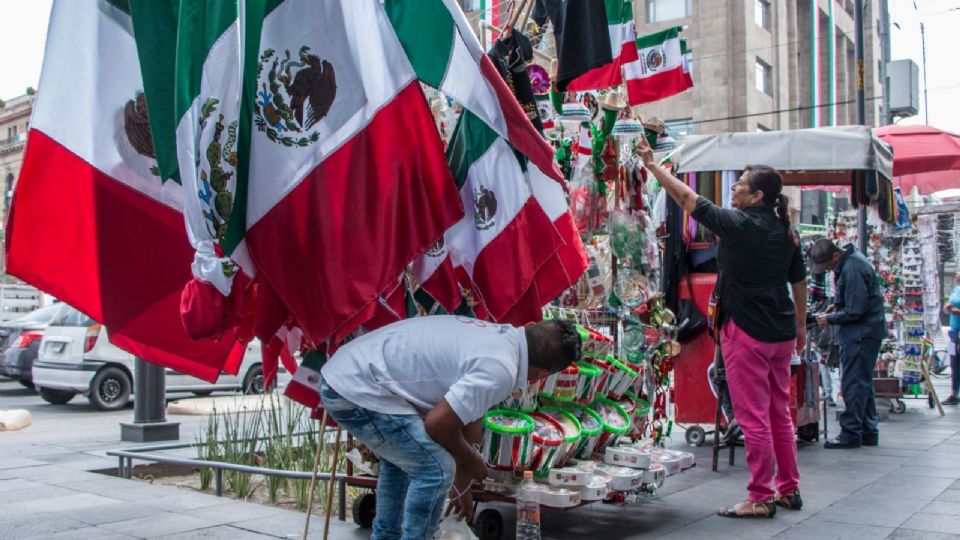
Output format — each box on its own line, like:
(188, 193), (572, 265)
(812, 239), (886, 449)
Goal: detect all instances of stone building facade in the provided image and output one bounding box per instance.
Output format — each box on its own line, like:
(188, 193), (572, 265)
(633, 0), (884, 136)
(0, 93), (36, 275)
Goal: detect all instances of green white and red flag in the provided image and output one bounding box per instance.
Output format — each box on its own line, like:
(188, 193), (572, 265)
(235, 0), (463, 346)
(625, 26), (694, 105)
(565, 0), (639, 92)
(5, 0), (243, 381)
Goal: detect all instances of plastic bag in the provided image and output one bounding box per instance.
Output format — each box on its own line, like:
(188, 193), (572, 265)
(435, 515), (478, 540)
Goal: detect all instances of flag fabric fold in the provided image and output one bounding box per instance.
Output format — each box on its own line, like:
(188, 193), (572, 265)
(538, 0), (637, 92)
(385, 0), (562, 182)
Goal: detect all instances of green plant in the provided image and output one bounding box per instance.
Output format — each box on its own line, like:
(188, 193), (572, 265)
(194, 392), (356, 511)
(195, 406), (222, 491)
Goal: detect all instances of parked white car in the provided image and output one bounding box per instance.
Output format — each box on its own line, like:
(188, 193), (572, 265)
(32, 305), (286, 410)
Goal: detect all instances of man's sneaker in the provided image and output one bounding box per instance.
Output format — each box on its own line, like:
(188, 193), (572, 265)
(861, 435), (879, 447)
(774, 491), (803, 510)
(824, 437), (861, 449)
(942, 395), (960, 406)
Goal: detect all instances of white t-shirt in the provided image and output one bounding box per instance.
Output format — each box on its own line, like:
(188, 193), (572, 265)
(320, 315), (528, 424)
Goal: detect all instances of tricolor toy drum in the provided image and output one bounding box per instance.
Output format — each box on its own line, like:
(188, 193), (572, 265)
(564, 404), (603, 459)
(539, 371), (559, 396)
(529, 412), (565, 478)
(584, 355), (612, 396)
(625, 392), (650, 437)
(549, 364), (580, 402)
(576, 324), (614, 358)
(573, 361), (602, 403)
(592, 397), (631, 455)
(497, 381), (540, 412)
(604, 357), (640, 400)
(480, 410), (534, 472)
(538, 406), (582, 467)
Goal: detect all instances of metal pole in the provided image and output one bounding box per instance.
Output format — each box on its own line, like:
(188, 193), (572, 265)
(879, 0), (892, 125)
(811, 0), (820, 127)
(854, 0), (869, 255)
(920, 21), (929, 124)
(120, 357), (179, 442)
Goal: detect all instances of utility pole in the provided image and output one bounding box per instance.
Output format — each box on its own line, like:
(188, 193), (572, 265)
(920, 21), (929, 124)
(855, 0), (868, 255)
(879, 0), (892, 125)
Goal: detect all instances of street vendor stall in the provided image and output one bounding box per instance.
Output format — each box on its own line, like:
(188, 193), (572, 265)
(665, 126), (895, 450)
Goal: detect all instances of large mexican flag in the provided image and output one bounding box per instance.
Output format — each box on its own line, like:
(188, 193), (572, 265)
(5, 0), (243, 381)
(235, 0), (464, 345)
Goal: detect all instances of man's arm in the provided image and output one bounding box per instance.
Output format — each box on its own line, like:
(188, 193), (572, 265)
(423, 399), (487, 481)
(826, 267), (868, 326)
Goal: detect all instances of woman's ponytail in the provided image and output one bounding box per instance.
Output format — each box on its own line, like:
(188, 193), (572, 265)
(775, 193), (791, 229)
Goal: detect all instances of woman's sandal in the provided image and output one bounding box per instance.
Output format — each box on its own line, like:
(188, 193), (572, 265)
(774, 491), (803, 510)
(717, 500), (777, 519)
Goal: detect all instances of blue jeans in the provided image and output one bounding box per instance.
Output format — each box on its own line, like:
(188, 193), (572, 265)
(950, 329), (959, 395)
(319, 379), (455, 540)
(838, 337), (881, 442)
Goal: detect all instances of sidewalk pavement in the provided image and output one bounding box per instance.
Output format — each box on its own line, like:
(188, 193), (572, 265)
(1, 380), (959, 539)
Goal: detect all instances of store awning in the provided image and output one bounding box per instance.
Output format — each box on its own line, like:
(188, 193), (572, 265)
(674, 125), (893, 186)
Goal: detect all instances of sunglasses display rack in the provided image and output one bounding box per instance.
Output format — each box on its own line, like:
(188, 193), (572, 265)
(898, 234), (925, 388)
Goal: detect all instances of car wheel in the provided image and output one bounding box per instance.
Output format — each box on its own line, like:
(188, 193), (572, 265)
(39, 387), (76, 405)
(18, 380), (35, 390)
(243, 365), (267, 395)
(89, 366), (132, 411)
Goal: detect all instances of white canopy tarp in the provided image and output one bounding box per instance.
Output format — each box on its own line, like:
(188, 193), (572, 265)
(674, 125), (893, 185)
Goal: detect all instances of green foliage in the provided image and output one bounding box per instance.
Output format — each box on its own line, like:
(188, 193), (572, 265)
(195, 393), (351, 512)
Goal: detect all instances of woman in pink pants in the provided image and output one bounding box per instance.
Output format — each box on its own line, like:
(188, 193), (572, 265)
(638, 139), (807, 519)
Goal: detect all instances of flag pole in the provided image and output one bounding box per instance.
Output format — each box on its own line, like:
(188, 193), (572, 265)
(322, 425), (344, 540)
(301, 409), (329, 540)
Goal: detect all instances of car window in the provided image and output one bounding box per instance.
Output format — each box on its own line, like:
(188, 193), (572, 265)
(14, 303), (64, 325)
(48, 305), (97, 327)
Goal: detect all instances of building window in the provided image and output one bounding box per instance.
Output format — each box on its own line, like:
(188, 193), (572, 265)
(665, 118), (693, 138)
(647, 0), (691, 23)
(6, 126), (17, 141)
(4, 173), (13, 207)
(755, 58), (773, 95)
(754, 0), (771, 30)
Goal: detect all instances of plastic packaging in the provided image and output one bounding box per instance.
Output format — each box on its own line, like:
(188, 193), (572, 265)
(517, 471), (542, 540)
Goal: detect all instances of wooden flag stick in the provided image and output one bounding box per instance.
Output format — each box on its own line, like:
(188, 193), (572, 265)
(486, 23), (555, 62)
(518, 0), (535, 31)
(322, 425), (344, 540)
(301, 410), (329, 540)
